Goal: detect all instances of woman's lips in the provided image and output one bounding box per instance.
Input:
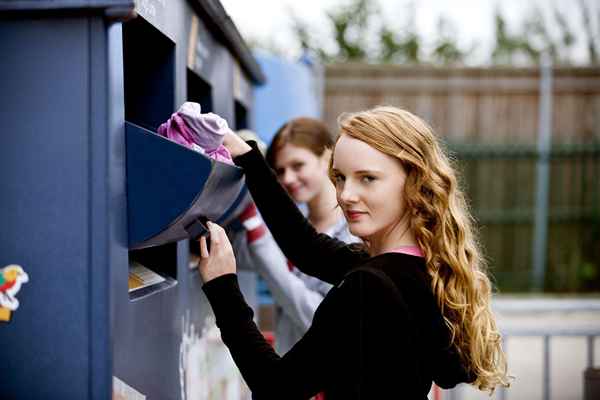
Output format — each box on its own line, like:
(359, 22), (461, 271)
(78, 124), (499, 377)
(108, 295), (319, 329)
(346, 210), (367, 221)
(286, 185), (302, 195)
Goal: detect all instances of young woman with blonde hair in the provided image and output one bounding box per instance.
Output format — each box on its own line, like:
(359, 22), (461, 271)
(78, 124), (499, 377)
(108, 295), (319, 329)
(198, 106), (510, 399)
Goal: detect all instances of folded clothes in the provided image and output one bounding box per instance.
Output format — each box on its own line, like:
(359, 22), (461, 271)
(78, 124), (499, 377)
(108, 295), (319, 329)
(157, 102), (234, 164)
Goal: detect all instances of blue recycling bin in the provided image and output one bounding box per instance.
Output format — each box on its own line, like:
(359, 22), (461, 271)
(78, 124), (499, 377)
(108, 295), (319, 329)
(0, 1), (265, 399)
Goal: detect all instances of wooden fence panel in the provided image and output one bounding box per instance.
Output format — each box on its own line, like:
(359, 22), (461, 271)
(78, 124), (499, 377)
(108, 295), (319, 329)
(325, 64), (600, 144)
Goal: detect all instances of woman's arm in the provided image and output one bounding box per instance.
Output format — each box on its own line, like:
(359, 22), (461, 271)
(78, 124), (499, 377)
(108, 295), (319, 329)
(202, 273), (326, 399)
(226, 136), (368, 285)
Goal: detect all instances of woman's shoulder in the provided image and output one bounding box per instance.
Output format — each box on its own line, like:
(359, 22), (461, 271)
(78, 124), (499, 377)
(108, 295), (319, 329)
(338, 253), (419, 286)
(339, 253), (433, 302)
(356, 252), (428, 279)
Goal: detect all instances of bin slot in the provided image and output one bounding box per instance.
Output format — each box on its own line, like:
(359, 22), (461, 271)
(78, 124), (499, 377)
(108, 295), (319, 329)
(187, 69), (213, 113)
(235, 100), (248, 130)
(128, 243), (177, 301)
(123, 16), (175, 131)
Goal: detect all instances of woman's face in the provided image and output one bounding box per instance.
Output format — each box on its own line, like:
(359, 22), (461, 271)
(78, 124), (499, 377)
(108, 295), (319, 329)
(273, 143), (330, 203)
(331, 134), (408, 240)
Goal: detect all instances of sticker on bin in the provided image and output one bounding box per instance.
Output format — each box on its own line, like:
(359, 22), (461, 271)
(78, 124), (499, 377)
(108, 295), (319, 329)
(0, 264), (29, 322)
(113, 376), (146, 400)
(128, 262), (166, 293)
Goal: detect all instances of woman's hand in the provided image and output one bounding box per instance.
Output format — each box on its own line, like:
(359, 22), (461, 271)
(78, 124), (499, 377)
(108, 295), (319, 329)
(223, 131), (252, 158)
(198, 222), (237, 283)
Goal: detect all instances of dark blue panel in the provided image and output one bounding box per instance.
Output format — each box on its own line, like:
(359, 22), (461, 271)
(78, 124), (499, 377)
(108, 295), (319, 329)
(89, 16), (114, 400)
(0, 18), (93, 399)
(113, 285), (182, 400)
(211, 46), (235, 127)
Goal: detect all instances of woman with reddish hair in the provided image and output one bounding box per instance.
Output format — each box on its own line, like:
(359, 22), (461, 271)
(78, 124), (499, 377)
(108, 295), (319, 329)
(198, 106), (510, 399)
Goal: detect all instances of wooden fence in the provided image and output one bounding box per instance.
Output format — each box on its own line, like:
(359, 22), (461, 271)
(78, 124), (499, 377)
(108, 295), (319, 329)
(324, 65), (600, 292)
(324, 64), (600, 144)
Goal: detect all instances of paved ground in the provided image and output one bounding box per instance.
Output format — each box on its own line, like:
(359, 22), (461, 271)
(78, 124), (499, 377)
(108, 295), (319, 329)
(439, 297), (600, 400)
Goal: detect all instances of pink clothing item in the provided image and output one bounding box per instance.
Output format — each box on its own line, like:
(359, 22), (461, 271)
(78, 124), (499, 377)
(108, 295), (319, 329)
(157, 113), (201, 150)
(157, 102), (234, 165)
(179, 103), (227, 149)
(388, 245), (424, 258)
(178, 102), (234, 165)
(205, 145), (234, 165)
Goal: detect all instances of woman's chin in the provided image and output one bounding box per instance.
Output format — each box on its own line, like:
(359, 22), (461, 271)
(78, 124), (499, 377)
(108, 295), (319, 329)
(292, 192), (311, 203)
(349, 225), (369, 239)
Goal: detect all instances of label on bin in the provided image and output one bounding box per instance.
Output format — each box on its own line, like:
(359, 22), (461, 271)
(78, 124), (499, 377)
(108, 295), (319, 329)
(0, 264), (29, 322)
(128, 262), (166, 292)
(113, 376), (146, 400)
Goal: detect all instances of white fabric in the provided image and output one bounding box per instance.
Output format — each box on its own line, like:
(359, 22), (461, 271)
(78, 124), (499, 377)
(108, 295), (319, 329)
(242, 215), (263, 231)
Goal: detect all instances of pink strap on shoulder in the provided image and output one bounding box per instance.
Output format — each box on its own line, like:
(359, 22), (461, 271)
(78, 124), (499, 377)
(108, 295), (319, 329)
(388, 246), (424, 258)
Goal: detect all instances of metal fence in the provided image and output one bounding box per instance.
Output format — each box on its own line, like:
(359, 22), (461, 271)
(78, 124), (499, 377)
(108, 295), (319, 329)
(445, 329), (600, 400)
(444, 299), (600, 400)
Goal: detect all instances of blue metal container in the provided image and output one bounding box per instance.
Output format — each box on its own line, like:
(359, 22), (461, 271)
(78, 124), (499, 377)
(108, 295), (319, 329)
(0, 1), (263, 398)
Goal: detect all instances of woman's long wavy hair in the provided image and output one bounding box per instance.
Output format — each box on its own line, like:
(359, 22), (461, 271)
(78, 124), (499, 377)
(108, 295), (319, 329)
(333, 106), (510, 393)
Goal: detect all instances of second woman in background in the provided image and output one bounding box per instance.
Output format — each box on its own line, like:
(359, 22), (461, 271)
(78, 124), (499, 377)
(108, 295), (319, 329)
(239, 117), (359, 355)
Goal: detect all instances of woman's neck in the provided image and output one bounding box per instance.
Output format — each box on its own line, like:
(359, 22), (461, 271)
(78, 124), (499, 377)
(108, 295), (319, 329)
(367, 217), (417, 256)
(307, 181), (342, 233)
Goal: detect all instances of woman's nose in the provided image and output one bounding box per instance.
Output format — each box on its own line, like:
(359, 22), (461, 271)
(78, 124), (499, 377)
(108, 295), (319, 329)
(281, 169), (295, 185)
(339, 182), (358, 204)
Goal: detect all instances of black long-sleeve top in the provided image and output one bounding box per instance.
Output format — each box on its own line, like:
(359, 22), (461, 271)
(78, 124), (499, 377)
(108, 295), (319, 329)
(202, 142), (473, 399)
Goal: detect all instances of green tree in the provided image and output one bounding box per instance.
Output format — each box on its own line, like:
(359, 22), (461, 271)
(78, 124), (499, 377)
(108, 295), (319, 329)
(431, 17), (469, 65)
(379, 27), (420, 64)
(326, 0), (372, 61)
(287, 0), (468, 65)
(492, 2), (597, 66)
(288, 0), (374, 62)
(279, 0), (600, 66)
(579, 0), (599, 64)
(553, 6), (576, 62)
(491, 9), (537, 65)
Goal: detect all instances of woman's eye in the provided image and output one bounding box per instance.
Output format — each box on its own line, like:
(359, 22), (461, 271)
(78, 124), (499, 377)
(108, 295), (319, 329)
(333, 174), (345, 183)
(292, 162), (304, 171)
(361, 175), (375, 183)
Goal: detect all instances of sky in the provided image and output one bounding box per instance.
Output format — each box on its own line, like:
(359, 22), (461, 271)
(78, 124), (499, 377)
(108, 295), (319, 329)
(221, 0), (592, 65)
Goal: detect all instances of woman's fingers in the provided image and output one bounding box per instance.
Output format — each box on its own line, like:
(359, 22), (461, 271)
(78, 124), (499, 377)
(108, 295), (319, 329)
(199, 235), (209, 258)
(223, 131), (252, 157)
(207, 221), (228, 248)
(196, 221), (237, 283)
(207, 221), (220, 246)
